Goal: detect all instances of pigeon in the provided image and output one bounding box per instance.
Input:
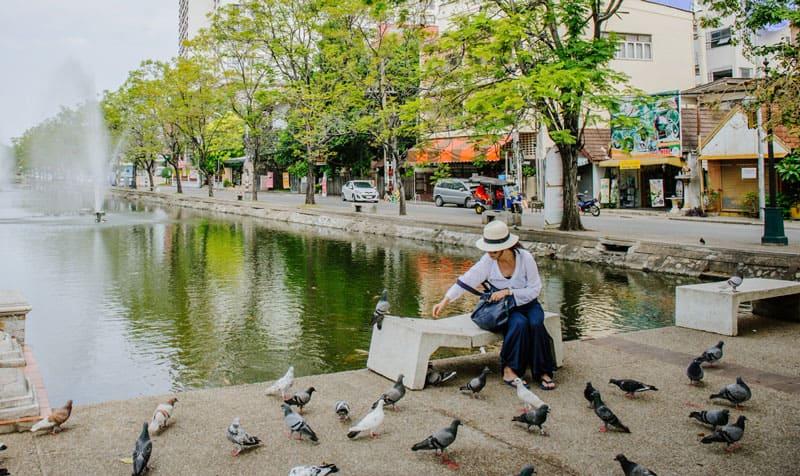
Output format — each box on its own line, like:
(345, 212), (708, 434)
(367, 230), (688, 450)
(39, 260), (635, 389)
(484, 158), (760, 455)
(592, 393), (630, 433)
(30, 399), (73, 434)
(512, 404), (550, 435)
(723, 272), (744, 292)
(284, 387), (316, 413)
(516, 378), (545, 410)
(710, 377), (751, 408)
(334, 400), (351, 421)
(226, 417), (261, 456)
(516, 464), (537, 476)
(411, 419), (462, 469)
(686, 358), (704, 385)
(614, 454), (657, 476)
(132, 422), (152, 476)
(584, 382), (600, 408)
(701, 415), (747, 452)
(425, 363), (457, 387)
(282, 403), (318, 442)
(459, 367), (491, 398)
(370, 289), (390, 330)
(382, 374), (405, 410)
(288, 463), (340, 476)
(609, 379), (658, 398)
(265, 366), (294, 399)
(689, 409), (730, 429)
(699, 341), (724, 367)
(347, 398), (384, 439)
(699, 237), (705, 245)
(148, 397), (178, 435)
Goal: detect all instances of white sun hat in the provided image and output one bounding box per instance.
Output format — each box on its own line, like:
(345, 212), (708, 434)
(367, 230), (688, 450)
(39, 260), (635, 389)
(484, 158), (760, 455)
(475, 220), (519, 252)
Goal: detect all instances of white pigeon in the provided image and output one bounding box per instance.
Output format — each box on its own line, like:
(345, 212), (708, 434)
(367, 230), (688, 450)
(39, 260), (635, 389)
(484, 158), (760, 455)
(265, 366), (294, 398)
(515, 378), (545, 410)
(148, 397), (178, 435)
(347, 398), (385, 439)
(288, 463), (339, 476)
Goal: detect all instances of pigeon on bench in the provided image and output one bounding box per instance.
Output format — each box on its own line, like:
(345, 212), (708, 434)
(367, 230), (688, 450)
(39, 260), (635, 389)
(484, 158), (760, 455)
(516, 464), (537, 475)
(148, 397), (177, 435)
(371, 289), (390, 330)
(347, 398), (384, 439)
(31, 400), (73, 434)
(382, 374), (406, 410)
(686, 358), (704, 385)
(701, 415), (747, 452)
(516, 378), (546, 411)
(284, 387), (316, 414)
(584, 382), (600, 408)
(689, 409), (730, 429)
(592, 393), (630, 433)
(412, 419), (462, 469)
(722, 272), (744, 292)
(699, 341), (724, 367)
(334, 400), (351, 421)
(459, 367), (491, 398)
(614, 454), (657, 476)
(710, 377), (751, 408)
(132, 422), (152, 475)
(609, 379), (658, 398)
(289, 463), (339, 476)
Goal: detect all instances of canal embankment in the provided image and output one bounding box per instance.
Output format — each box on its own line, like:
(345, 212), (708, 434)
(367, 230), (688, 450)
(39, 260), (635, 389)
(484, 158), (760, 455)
(113, 188), (800, 281)
(3, 315), (799, 475)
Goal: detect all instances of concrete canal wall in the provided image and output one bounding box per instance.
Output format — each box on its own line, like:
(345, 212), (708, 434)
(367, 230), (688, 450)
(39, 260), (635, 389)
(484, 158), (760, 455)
(113, 189), (800, 280)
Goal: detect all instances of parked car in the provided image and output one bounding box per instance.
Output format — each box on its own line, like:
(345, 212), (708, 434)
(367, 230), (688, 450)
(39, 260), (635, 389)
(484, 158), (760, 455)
(342, 180), (379, 202)
(433, 178), (478, 208)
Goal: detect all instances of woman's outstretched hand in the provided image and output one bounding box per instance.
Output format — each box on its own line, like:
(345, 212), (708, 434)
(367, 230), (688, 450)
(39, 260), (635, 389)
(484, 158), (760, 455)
(432, 298), (448, 318)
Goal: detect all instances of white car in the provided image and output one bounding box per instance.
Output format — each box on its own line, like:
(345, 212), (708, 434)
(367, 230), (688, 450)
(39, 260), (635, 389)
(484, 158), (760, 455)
(342, 180), (379, 202)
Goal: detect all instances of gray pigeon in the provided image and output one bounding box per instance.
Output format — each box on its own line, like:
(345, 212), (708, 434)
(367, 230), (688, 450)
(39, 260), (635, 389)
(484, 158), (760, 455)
(426, 363), (457, 387)
(370, 289), (390, 330)
(512, 404), (550, 435)
(282, 403), (319, 442)
(710, 377), (751, 408)
(288, 463), (339, 476)
(382, 374), (405, 410)
(592, 393), (630, 433)
(699, 341), (724, 367)
(689, 409), (730, 429)
(132, 422), (152, 476)
(516, 464), (537, 476)
(725, 272), (744, 292)
(459, 367), (491, 398)
(614, 454), (657, 476)
(226, 417), (261, 456)
(334, 400), (350, 421)
(284, 387), (316, 413)
(609, 379), (658, 398)
(412, 419), (462, 469)
(701, 415), (747, 452)
(584, 382), (600, 408)
(687, 358), (704, 385)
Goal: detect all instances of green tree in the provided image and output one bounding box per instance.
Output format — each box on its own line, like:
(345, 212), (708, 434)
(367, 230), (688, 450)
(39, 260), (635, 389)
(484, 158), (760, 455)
(421, 0), (626, 230)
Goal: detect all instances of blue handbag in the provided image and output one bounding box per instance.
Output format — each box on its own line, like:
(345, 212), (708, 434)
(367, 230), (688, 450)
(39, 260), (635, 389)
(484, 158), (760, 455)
(457, 279), (515, 331)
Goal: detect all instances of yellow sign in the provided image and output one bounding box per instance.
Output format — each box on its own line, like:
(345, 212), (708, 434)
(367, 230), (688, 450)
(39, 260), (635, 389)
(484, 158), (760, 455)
(282, 172), (290, 189)
(619, 159), (641, 170)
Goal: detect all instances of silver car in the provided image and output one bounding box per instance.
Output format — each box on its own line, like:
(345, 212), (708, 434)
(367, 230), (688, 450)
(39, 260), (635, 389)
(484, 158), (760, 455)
(342, 180), (379, 202)
(433, 178), (477, 207)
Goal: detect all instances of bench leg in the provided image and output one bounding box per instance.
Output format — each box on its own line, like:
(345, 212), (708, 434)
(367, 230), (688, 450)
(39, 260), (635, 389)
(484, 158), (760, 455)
(753, 295), (800, 322)
(675, 289), (739, 336)
(544, 314), (564, 368)
(366, 320), (440, 390)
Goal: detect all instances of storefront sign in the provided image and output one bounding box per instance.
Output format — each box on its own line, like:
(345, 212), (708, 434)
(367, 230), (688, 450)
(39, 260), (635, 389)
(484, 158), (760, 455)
(265, 172), (274, 189)
(620, 159), (641, 170)
(282, 172), (290, 189)
(649, 179), (665, 207)
(600, 178), (611, 204)
(741, 167), (757, 179)
(611, 92), (682, 159)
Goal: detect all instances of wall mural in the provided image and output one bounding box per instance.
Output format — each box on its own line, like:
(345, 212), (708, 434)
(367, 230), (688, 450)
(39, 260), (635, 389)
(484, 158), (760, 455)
(611, 93), (682, 159)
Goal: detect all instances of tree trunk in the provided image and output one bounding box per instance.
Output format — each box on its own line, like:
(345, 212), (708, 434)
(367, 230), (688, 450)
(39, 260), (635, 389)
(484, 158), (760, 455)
(557, 143), (583, 231)
(398, 174), (407, 216)
(207, 172), (215, 198)
(173, 164), (183, 194)
(147, 166), (155, 192)
(305, 158), (315, 205)
(251, 135), (259, 201)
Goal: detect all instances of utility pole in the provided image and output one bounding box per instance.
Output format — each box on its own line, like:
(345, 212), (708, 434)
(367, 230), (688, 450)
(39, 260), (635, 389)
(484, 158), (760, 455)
(760, 59), (788, 245)
(756, 107), (766, 220)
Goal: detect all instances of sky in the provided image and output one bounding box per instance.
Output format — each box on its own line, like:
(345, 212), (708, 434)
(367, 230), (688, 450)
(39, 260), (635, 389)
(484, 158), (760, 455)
(0, 1), (177, 145)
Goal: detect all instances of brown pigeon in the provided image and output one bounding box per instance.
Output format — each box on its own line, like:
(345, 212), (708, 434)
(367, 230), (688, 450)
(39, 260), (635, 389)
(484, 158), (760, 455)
(31, 400), (73, 434)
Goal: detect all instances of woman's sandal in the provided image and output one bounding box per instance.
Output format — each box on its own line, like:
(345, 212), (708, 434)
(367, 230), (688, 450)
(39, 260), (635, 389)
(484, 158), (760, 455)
(539, 378), (556, 391)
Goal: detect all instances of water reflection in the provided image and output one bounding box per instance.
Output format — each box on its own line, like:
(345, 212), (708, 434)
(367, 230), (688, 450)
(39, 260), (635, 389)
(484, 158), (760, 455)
(0, 189), (700, 404)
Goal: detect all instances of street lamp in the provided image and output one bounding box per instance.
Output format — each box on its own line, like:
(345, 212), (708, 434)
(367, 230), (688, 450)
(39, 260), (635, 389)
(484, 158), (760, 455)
(761, 59), (788, 245)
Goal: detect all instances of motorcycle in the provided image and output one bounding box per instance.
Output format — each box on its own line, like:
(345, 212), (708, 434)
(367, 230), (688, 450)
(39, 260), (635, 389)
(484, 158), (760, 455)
(577, 192), (601, 216)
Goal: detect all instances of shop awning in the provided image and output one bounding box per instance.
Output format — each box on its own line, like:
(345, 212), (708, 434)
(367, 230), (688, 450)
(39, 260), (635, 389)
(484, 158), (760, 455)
(597, 157), (683, 168)
(407, 136), (510, 164)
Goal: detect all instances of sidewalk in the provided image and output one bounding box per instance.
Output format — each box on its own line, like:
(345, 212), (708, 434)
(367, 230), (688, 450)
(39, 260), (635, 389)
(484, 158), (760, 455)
(2, 316), (798, 475)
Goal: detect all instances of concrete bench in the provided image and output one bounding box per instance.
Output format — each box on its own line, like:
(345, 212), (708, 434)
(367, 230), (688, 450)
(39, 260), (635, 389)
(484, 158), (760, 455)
(675, 278), (800, 336)
(352, 203), (377, 213)
(366, 312), (564, 390)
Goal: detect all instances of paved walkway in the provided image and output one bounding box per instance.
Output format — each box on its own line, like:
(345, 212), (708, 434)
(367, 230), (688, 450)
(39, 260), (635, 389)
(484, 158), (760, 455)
(144, 185), (800, 254)
(3, 315), (799, 475)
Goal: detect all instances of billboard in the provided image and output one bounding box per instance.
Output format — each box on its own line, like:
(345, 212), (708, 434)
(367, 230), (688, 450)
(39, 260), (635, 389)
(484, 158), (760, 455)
(611, 93), (681, 159)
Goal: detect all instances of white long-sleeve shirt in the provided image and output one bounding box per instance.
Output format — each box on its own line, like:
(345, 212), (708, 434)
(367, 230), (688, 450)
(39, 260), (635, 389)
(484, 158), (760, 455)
(444, 249), (542, 306)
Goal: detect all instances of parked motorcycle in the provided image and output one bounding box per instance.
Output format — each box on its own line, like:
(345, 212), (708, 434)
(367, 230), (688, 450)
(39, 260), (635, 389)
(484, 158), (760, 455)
(577, 192), (601, 216)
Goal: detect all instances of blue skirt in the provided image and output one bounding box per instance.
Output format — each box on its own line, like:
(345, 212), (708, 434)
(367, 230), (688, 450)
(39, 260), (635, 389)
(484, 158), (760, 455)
(496, 299), (556, 377)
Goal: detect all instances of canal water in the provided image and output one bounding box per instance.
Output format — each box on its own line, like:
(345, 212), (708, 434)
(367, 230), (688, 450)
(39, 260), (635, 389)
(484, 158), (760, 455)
(0, 188), (700, 404)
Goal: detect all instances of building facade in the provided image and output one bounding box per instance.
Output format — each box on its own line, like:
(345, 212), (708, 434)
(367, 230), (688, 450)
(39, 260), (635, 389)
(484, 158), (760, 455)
(178, 0), (227, 56)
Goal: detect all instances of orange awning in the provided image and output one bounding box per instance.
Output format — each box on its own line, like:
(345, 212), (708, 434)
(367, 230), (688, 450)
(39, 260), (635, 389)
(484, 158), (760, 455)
(407, 136), (510, 164)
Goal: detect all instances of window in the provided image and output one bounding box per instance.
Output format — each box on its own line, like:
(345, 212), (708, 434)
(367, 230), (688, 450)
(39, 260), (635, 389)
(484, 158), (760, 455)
(710, 69), (733, 81)
(708, 28), (732, 48)
(611, 34), (653, 61)
(739, 67), (753, 78)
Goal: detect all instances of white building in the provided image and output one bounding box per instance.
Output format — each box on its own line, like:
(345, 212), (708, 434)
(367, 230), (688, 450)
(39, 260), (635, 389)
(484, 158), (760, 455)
(178, 0), (234, 56)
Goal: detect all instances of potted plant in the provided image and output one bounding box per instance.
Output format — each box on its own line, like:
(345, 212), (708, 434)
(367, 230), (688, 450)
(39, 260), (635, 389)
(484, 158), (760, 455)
(776, 152), (800, 220)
